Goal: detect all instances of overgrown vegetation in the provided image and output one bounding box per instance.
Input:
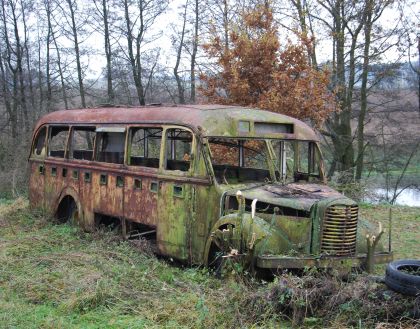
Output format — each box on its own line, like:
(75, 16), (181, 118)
(0, 198), (418, 328)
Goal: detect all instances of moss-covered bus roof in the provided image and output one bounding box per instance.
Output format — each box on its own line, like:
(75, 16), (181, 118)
(33, 104), (319, 141)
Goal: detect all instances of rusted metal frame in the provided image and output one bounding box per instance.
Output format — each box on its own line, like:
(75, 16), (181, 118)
(28, 124), (47, 160)
(47, 124), (71, 159)
(308, 142), (315, 174)
(315, 142), (327, 183)
(160, 125), (196, 176)
(68, 125), (97, 161)
(206, 137), (279, 187)
(129, 229), (157, 238)
(196, 136), (215, 185)
(264, 139), (278, 183)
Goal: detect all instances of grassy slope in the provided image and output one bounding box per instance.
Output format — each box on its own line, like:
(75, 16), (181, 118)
(0, 199), (418, 328)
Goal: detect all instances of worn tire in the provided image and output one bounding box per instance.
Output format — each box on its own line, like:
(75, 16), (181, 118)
(385, 259), (420, 296)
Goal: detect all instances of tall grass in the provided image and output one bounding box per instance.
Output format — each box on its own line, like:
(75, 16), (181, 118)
(0, 198), (418, 328)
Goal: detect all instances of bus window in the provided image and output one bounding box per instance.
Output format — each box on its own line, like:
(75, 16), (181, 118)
(71, 127), (95, 161)
(209, 138), (271, 184)
(165, 128), (192, 172)
(129, 128), (162, 168)
(96, 130), (125, 164)
(48, 126), (69, 158)
(32, 126), (47, 157)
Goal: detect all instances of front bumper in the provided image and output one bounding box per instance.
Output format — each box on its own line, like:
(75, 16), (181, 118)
(256, 252), (393, 269)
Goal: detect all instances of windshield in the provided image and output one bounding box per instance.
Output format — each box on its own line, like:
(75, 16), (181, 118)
(207, 138), (324, 185)
(271, 140), (323, 183)
(208, 138), (272, 184)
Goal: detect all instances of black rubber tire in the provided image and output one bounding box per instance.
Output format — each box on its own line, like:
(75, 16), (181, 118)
(385, 259), (420, 296)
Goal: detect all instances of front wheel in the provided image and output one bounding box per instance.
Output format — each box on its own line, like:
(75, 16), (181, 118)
(205, 223), (248, 277)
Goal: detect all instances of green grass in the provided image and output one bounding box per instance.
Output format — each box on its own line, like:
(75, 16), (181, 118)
(0, 199), (418, 328)
(359, 204), (420, 260)
(0, 199), (286, 328)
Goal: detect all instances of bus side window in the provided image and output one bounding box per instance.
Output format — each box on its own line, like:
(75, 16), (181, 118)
(165, 128), (192, 172)
(48, 126), (69, 158)
(129, 128), (162, 168)
(71, 127), (95, 161)
(96, 132), (125, 164)
(32, 126), (47, 157)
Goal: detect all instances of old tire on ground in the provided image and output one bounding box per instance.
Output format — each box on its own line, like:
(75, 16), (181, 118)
(385, 259), (420, 296)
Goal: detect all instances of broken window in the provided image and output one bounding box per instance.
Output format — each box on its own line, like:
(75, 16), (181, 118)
(32, 126), (47, 157)
(129, 127), (162, 168)
(165, 128), (193, 172)
(209, 138), (271, 184)
(271, 140), (321, 182)
(48, 126), (69, 158)
(70, 127), (95, 161)
(95, 127), (126, 164)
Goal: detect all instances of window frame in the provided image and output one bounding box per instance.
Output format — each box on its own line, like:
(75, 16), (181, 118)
(69, 125), (97, 162)
(47, 125), (70, 159)
(163, 127), (195, 174)
(94, 126), (127, 165)
(31, 125), (48, 159)
(126, 125), (164, 170)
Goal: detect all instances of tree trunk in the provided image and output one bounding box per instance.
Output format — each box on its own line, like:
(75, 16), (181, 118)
(174, 0), (188, 104)
(67, 0), (86, 108)
(292, 0), (317, 67)
(0, 55), (14, 137)
(11, 1), (29, 133)
(356, 1), (373, 180)
(21, 0), (36, 120)
(123, 0), (145, 105)
(102, 0), (114, 103)
(190, 0), (198, 103)
(52, 28), (69, 110)
(37, 23), (44, 114)
(45, 0), (53, 112)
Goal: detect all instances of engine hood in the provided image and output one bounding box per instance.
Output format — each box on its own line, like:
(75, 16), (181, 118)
(224, 183), (350, 212)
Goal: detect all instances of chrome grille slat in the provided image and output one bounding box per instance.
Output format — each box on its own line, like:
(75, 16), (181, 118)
(321, 204), (358, 256)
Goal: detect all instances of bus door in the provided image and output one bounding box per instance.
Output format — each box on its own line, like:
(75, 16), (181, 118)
(93, 127), (125, 218)
(157, 127), (194, 261)
(45, 126), (71, 212)
(124, 127), (162, 228)
(29, 126), (48, 209)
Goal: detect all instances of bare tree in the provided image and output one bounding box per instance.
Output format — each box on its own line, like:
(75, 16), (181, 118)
(172, 0), (189, 104)
(190, 0), (199, 103)
(93, 0), (115, 103)
(65, 0), (86, 107)
(120, 0), (168, 105)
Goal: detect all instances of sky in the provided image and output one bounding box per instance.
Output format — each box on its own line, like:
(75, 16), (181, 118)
(81, 0), (419, 80)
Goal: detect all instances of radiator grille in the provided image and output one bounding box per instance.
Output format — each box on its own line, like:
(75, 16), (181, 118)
(321, 204), (358, 256)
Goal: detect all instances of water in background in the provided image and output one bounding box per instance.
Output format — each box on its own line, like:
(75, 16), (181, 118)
(368, 188), (420, 207)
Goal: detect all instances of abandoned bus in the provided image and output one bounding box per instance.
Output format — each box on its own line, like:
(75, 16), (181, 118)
(29, 104), (392, 272)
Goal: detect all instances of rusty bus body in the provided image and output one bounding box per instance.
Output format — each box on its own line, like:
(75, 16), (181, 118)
(29, 105), (392, 272)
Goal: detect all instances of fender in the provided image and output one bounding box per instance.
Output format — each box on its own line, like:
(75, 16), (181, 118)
(203, 214), (242, 266)
(54, 186), (84, 227)
(203, 213), (274, 266)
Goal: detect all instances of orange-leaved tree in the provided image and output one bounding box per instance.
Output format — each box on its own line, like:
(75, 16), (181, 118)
(199, 3), (336, 126)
